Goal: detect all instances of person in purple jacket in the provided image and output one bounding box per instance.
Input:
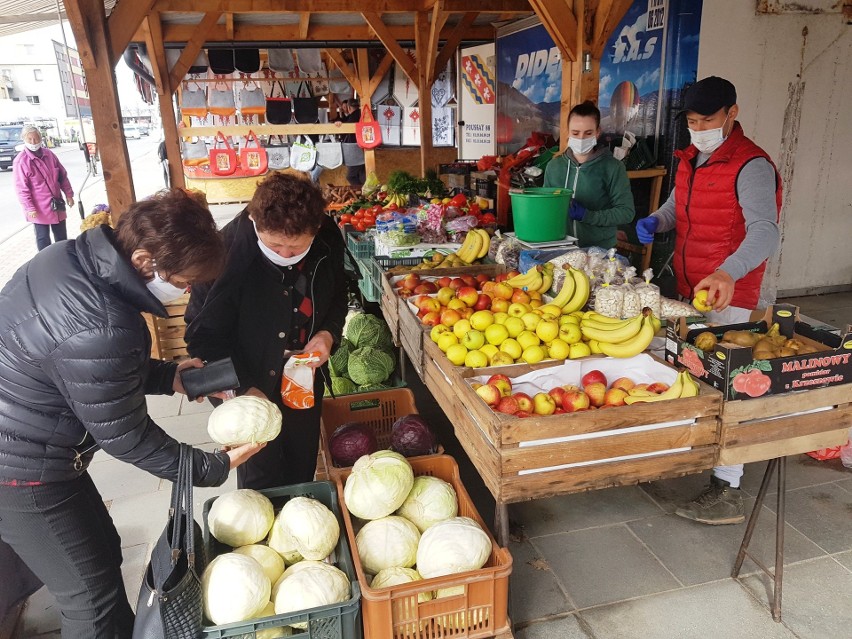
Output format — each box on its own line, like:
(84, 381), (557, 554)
(13, 126), (75, 251)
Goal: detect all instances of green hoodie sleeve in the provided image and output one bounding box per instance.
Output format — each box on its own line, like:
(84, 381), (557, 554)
(583, 161), (635, 227)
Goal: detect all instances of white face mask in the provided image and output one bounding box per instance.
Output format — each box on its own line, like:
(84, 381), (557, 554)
(689, 115), (729, 154)
(568, 136), (597, 155)
(146, 272), (187, 304)
(253, 220), (313, 267)
(24, 142), (41, 152)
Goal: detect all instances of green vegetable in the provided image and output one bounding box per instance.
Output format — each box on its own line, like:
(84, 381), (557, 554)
(348, 347), (395, 386)
(345, 313), (393, 350)
(331, 376), (357, 396)
(357, 383), (390, 393)
(329, 338), (354, 377)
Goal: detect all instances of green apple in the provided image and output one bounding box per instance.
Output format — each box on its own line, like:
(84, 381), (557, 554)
(461, 329), (485, 351)
(535, 319), (559, 343)
(437, 332), (459, 353)
(465, 349), (489, 368)
(547, 338), (570, 360)
(521, 312), (542, 331)
(493, 311), (509, 325)
(431, 323), (451, 343)
(490, 351), (515, 366)
(507, 303), (528, 318)
(522, 345), (547, 364)
(558, 323), (582, 345)
(559, 314), (580, 326)
(453, 319), (472, 339)
(568, 342), (592, 359)
(504, 316), (525, 338)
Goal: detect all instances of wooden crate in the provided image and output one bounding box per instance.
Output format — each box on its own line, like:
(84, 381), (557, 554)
(145, 293), (191, 361)
(718, 382), (852, 465)
(422, 338), (723, 504)
(398, 297), (428, 379)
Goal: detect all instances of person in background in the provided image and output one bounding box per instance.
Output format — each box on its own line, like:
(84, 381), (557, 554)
(339, 98), (366, 186)
(157, 137), (169, 187)
(0, 189), (263, 638)
(185, 172), (348, 490)
(13, 125), (75, 251)
(543, 101), (635, 248)
(636, 76), (782, 525)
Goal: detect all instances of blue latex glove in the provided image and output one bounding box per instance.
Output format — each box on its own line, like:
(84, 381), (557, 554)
(636, 216), (659, 244)
(569, 200), (586, 221)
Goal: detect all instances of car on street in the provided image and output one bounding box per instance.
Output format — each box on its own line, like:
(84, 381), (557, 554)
(124, 124), (142, 140)
(0, 125), (23, 171)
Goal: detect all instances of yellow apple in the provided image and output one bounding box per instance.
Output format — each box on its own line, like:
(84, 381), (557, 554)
(522, 345), (547, 364)
(436, 287), (455, 307)
(558, 323), (582, 345)
(461, 329), (485, 351)
(521, 312), (542, 331)
(437, 332), (459, 352)
(529, 299), (543, 309)
(465, 349), (489, 368)
(559, 314), (580, 326)
(447, 298), (467, 311)
(499, 338), (523, 360)
(485, 323), (510, 346)
(430, 324), (451, 343)
(547, 338), (571, 360)
(490, 351), (515, 366)
(493, 311), (509, 325)
(480, 344), (499, 360)
(470, 310), (495, 331)
(504, 316), (525, 338)
(535, 319), (559, 343)
(453, 319), (472, 339)
(568, 342), (592, 359)
(507, 303), (528, 318)
(539, 304), (563, 318)
(517, 330), (541, 350)
(445, 343), (468, 366)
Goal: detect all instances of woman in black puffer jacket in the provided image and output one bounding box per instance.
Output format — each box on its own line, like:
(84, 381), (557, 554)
(0, 190), (262, 639)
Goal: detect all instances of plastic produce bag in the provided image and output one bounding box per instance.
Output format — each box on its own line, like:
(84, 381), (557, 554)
(634, 268), (662, 318)
(594, 264), (624, 319)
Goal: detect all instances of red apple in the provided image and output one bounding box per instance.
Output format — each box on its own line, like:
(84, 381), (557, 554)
(513, 392), (533, 413)
(460, 274), (477, 288)
(533, 392), (556, 416)
(440, 309), (462, 327)
(481, 281), (498, 297)
(603, 388), (628, 407)
(474, 293), (493, 311)
(584, 382), (607, 407)
(475, 383), (502, 406)
(490, 298), (509, 313)
(414, 281), (438, 295)
(562, 390), (590, 412)
(515, 410), (531, 418)
(460, 308), (474, 320)
(402, 274), (421, 291)
(487, 374), (512, 387)
(610, 377), (635, 392)
(548, 387), (567, 407)
(421, 311), (441, 326)
(560, 384), (582, 393)
(449, 277), (465, 290)
(436, 276), (452, 288)
(417, 297), (441, 313)
(507, 270), (521, 279)
(488, 379), (512, 397)
(554, 407), (566, 414)
(456, 286), (479, 307)
(476, 273), (490, 284)
(511, 289), (531, 304)
(581, 370), (608, 388)
(494, 273), (508, 283)
(496, 395), (520, 415)
(647, 382), (671, 394)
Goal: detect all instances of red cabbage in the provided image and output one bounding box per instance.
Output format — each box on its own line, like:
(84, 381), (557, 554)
(391, 415), (437, 457)
(329, 422), (378, 467)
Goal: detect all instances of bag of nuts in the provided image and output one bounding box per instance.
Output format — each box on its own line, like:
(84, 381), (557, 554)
(594, 263), (624, 319)
(634, 268), (661, 318)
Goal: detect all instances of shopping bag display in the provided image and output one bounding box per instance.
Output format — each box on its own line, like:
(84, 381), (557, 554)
(166, 49), (208, 76)
(239, 80), (266, 121)
(209, 132), (238, 176)
(239, 130), (268, 176)
(289, 135), (317, 172)
(179, 83), (207, 118)
(181, 139), (209, 166)
(265, 80), (292, 125)
(208, 81), (236, 119)
(265, 136), (290, 170)
(316, 134), (343, 169)
(355, 105), (382, 149)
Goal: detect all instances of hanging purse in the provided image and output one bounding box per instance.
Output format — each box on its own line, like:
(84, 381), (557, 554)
(342, 141), (365, 167)
(289, 135), (317, 172)
(295, 49), (323, 75)
(316, 134), (343, 169)
(264, 135), (290, 170)
(267, 48), (295, 74)
(181, 138), (209, 166)
(208, 80), (236, 121)
(234, 48), (261, 74)
(166, 49), (209, 77)
(291, 81), (319, 124)
(132, 445), (205, 639)
(355, 104), (382, 149)
(239, 130), (268, 176)
(208, 49), (235, 75)
(180, 82), (208, 118)
(239, 79), (266, 122)
(265, 79), (292, 125)
(209, 132), (238, 176)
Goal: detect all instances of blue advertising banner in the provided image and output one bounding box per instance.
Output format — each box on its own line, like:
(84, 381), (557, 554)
(495, 18), (562, 155)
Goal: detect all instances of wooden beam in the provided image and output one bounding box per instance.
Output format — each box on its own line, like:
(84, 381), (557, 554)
(425, 0), (448, 85)
(168, 11), (221, 91)
(433, 11), (477, 80)
(64, 0), (135, 216)
(367, 52), (393, 98)
(225, 12), (234, 40)
(414, 11), (434, 177)
(107, 0), (157, 65)
(145, 22), (495, 43)
(528, 0), (578, 62)
(355, 48), (377, 176)
(298, 12), (310, 39)
(142, 14), (185, 189)
(153, 0), (530, 12)
(362, 12), (418, 84)
(591, 0), (632, 58)
(325, 48), (362, 95)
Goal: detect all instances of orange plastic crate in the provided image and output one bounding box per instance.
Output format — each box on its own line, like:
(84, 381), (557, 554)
(336, 455), (513, 639)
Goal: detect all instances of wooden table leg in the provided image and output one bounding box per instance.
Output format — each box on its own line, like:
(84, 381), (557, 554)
(494, 502), (510, 548)
(732, 456), (786, 622)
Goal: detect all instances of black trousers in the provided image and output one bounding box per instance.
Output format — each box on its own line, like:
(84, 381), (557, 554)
(346, 164), (366, 187)
(236, 372), (323, 490)
(34, 220), (67, 251)
(0, 474), (134, 639)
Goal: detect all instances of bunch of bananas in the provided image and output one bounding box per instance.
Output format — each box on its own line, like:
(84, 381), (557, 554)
(624, 370), (699, 404)
(382, 192), (409, 209)
(579, 308), (659, 358)
(454, 228), (491, 264)
(548, 266), (590, 313)
(505, 264), (554, 294)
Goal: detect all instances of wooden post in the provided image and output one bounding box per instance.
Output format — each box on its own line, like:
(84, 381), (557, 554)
(414, 11), (435, 177)
(143, 14), (185, 189)
(64, 0), (135, 217)
(356, 49), (377, 177)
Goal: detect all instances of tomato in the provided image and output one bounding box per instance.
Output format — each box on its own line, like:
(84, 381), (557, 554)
(450, 194), (468, 207)
(363, 215), (376, 226)
(340, 214), (352, 224)
(467, 203), (481, 216)
(370, 204), (384, 215)
(387, 203), (399, 211)
(354, 210), (365, 219)
(355, 222), (367, 232)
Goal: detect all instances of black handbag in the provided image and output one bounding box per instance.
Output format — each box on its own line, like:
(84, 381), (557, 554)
(292, 81), (319, 124)
(266, 80), (292, 125)
(179, 358), (240, 401)
(133, 444), (206, 639)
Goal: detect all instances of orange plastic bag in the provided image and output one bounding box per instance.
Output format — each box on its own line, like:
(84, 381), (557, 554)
(280, 352), (321, 409)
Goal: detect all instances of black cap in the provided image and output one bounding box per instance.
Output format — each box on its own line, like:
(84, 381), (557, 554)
(681, 76), (737, 116)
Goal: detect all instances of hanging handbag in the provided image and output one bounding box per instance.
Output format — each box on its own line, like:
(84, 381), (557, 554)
(291, 81), (319, 124)
(209, 132), (238, 176)
(264, 135), (290, 170)
(342, 142), (365, 167)
(355, 104), (382, 149)
(239, 130), (268, 176)
(181, 138), (209, 166)
(234, 48), (261, 74)
(166, 49), (209, 77)
(208, 80), (236, 119)
(289, 135), (317, 172)
(180, 82), (208, 118)
(316, 134), (343, 169)
(267, 48), (295, 74)
(132, 445), (204, 639)
(208, 49), (235, 75)
(295, 49), (323, 75)
(265, 79), (292, 125)
(329, 67), (352, 98)
(239, 79), (266, 121)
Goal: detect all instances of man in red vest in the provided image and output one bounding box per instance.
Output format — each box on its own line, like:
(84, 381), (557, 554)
(637, 76), (782, 525)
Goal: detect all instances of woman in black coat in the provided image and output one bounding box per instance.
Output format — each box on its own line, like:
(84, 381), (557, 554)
(0, 190), (262, 639)
(185, 173), (348, 490)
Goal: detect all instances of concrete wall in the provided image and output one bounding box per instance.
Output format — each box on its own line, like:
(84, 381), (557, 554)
(697, 1), (852, 297)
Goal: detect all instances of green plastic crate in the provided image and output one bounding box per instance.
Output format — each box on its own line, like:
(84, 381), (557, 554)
(356, 259), (381, 303)
(200, 481), (362, 639)
(346, 232), (375, 261)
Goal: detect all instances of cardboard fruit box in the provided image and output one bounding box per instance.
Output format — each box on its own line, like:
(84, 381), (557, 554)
(665, 303), (852, 401)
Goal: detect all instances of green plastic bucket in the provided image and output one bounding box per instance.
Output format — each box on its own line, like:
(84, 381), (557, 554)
(510, 187), (573, 242)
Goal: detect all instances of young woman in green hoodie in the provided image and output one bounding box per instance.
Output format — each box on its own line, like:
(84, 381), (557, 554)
(543, 101), (635, 248)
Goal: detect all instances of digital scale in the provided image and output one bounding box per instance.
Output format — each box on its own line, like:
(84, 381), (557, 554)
(502, 232), (578, 250)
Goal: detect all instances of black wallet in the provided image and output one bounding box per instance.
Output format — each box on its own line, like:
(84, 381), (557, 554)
(179, 358), (240, 401)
